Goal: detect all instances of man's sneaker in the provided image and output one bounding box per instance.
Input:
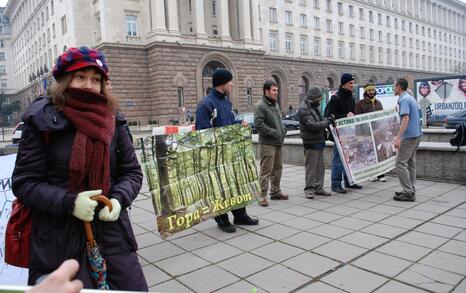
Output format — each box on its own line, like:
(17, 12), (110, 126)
(345, 184), (363, 189)
(370, 177), (379, 182)
(378, 176), (386, 182)
(393, 192), (415, 202)
(331, 187), (347, 194)
(270, 193), (289, 200)
(233, 216), (259, 226)
(217, 222), (236, 233)
(258, 197), (269, 207)
(315, 189), (332, 196)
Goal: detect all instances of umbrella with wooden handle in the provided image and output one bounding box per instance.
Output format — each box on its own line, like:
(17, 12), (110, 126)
(84, 195), (112, 290)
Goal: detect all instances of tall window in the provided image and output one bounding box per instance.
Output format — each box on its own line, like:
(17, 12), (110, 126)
(270, 31), (278, 50)
(326, 19), (332, 32)
(285, 11), (293, 25)
(246, 88), (253, 107)
(177, 87), (184, 108)
(378, 13), (382, 25)
(314, 37), (321, 56)
(326, 0), (332, 12)
(387, 49), (392, 64)
(338, 22), (344, 35)
(300, 14), (307, 28)
(338, 41), (344, 58)
(359, 8), (364, 20)
(378, 47), (383, 64)
(360, 27), (365, 39)
(387, 33), (391, 44)
(348, 5), (354, 17)
(212, 1), (216, 16)
(0, 52), (5, 60)
(285, 34), (294, 52)
(314, 0), (319, 9)
(126, 15), (138, 36)
(386, 15), (390, 27)
(61, 15), (67, 35)
(369, 46), (375, 62)
(337, 2), (343, 15)
(369, 11), (373, 23)
(378, 31), (383, 42)
(360, 44), (365, 61)
(270, 8), (277, 23)
(326, 39), (333, 57)
(314, 17), (320, 30)
(300, 35), (308, 54)
(349, 25), (354, 37)
(369, 29), (374, 41)
(349, 42), (355, 60)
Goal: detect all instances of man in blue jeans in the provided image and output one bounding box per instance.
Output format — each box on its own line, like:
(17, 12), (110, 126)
(325, 73), (363, 193)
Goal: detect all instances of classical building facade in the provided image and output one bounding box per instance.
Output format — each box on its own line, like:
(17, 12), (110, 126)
(0, 7), (13, 95)
(4, 0), (466, 124)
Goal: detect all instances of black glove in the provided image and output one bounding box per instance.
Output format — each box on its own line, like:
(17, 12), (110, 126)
(327, 114), (336, 126)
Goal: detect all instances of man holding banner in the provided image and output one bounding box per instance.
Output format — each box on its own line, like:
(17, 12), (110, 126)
(195, 68), (259, 233)
(393, 78), (422, 202)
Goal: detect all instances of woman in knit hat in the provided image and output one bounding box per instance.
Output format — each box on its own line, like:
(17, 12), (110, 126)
(12, 47), (148, 290)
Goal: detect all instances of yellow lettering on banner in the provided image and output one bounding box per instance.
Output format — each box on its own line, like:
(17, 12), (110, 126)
(212, 200), (225, 212)
(167, 215), (176, 230)
(231, 197), (236, 205)
(176, 216), (185, 227)
(237, 195), (243, 204)
(185, 213), (193, 227)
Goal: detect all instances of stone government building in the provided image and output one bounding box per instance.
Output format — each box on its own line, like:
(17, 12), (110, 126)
(5, 0), (466, 124)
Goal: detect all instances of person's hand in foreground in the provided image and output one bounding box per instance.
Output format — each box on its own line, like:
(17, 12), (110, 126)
(27, 259), (83, 293)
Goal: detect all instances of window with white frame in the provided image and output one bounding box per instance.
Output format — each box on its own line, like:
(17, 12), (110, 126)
(359, 8), (364, 20)
(378, 47), (383, 64)
(314, 37), (321, 56)
(337, 2), (343, 15)
(326, 19), (332, 32)
(348, 5), (354, 17)
(212, 0), (216, 16)
(386, 15), (390, 27)
(360, 26), (365, 39)
(270, 31), (278, 50)
(61, 15), (67, 34)
(326, 0), (332, 12)
(285, 33), (294, 52)
(369, 11), (373, 23)
(126, 15), (138, 36)
(349, 24), (354, 37)
(387, 32), (391, 44)
(285, 11), (293, 25)
(300, 14), (307, 28)
(177, 87), (184, 108)
(314, 0), (319, 9)
(300, 35), (308, 54)
(369, 46), (375, 62)
(349, 42), (355, 60)
(0, 53), (4, 60)
(338, 22), (344, 35)
(314, 17), (320, 30)
(369, 29), (374, 41)
(387, 49), (392, 64)
(270, 8), (277, 23)
(326, 39), (333, 57)
(360, 44), (365, 61)
(378, 31), (382, 42)
(338, 41), (344, 58)
(395, 50), (399, 65)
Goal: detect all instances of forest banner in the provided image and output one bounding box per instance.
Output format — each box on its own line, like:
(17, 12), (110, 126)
(139, 124), (260, 238)
(330, 109), (400, 184)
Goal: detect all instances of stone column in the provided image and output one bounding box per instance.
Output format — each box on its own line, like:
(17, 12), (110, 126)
(251, 0), (260, 42)
(238, 0), (252, 42)
(166, 0), (180, 34)
(151, 0), (167, 33)
(193, 0), (207, 38)
(217, 0), (231, 40)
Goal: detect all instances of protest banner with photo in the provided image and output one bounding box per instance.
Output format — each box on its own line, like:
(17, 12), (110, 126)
(0, 154), (29, 285)
(330, 109), (400, 184)
(415, 75), (466, 124)
(358, 83), (398, 110)
(139, 124), (261, 239)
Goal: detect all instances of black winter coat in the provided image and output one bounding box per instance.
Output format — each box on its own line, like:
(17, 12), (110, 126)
(12, 96), (147, 290)
(298, 99), (330, 145)
(325, 87), (355, 119)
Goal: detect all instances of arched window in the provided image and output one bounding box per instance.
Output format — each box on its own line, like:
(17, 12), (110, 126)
(299, 76), (310, 102)
(202, 60), (226, 95)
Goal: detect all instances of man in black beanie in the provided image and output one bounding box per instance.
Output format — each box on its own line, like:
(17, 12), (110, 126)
(195, 68), (259, 233)
(325, 73), (363, 193)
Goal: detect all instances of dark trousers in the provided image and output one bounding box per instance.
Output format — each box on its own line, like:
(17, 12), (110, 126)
(214, 207), (248, 225)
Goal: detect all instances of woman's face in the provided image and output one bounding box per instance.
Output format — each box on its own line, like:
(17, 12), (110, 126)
(419, 85), (430, 97)
(70, 67), (102, 93)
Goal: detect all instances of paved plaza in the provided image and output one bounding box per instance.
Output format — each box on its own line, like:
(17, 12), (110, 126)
(132, 164), (466, 293)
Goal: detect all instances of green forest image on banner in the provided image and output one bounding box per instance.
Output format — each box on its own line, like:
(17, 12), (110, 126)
(139, 124), (261, 238)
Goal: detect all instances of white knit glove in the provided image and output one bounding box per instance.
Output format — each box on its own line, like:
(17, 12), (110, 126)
(72, 190), (101, 221)
(98, 198), (121, 222)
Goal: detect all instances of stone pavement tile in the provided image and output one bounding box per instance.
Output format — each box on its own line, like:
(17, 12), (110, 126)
(374, 280), (430, 293)
(258, 210), (297, 223)
(135, 231), (163, 249)
(133, 198), (153, 209)
(397, 209), (437, 221)
(324, 205), (360, 217)
(342, 200), (378, 209)
(237, 218), (275, 232)
(415, 222), (463, 238)
(317, 196), (353, 205)
(214, 280), (266, 293)
(339, 192), (367, 200)
(438, 239), (466, 257)
(142, 263), (171, 286)
(295, 281), (347, 293)
(246, 205), (276, 216)
(349, 210), (391, 222)
(331, 217), (373, 230)
(217, 252), (274, 278)
(138, 255), (148, 266)
(282, 232), (332, 250)
(301, 200), (335, 210)
(132, 223), (150, 236)
(177, 265), (240, 292)
(170, 232), (218, 251)
(282, 252), (340, 278)
(168, 227), (203, 239)
(304, 210), (343, 223)
(154, 252), (210, 276)
(131, 210), (156, 224)
(138, 241), (185, 263)
(282, 217), (323, 231)
(281, 205), (317, 216)
(339, 231), (388, 250)
(246, 264), (311, 293)
(191, 219), (217, 232)
(397, 231), (449, 249)
(321, 265), (388, 293)
(383, 199), (421, 209)
(413, 203), (451, 214)
(361, 223), (407, 239)
(192, 242), (243, 263)
(446, 207), (466, 219)
(313, 240), (367, 262)
(137, 219), (158, 231)
(379, 215), (424, 229)
(225, 232), (274, 250)
(202, 226), (248, 241)
(255, 223), (301, 240)
(420, 251), (466, 275)
(432, 215), (466, 229)
(376, 240), (432, 262)
(286, 195), (311, 205)
(452, 278), (466, 293)
(358, 193), (392, 204)
(396, 263), (463, 293)
(350, 187), (378, 195)
(368, 204), (406, 215)
(267, 201), (295, 211)
(353, 251), (412, 277)
(454, 230), (466, 242)
(150, 279), (193, 293)
(308, 224), (354, 239)
(251, 242), (305, 263)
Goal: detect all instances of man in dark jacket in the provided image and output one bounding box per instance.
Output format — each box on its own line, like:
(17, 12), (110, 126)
(355, 83), (386, 182)
(325, 73), (363, 193)
(195, 68), (259, 233)
(298, 87), (335, 198)
(254, 80), (288, 207)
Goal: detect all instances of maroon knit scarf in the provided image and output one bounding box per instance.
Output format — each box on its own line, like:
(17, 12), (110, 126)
(62, 87), (115, 195)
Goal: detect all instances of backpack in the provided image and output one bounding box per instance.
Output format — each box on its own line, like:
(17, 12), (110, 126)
(450, 122), (466, 151)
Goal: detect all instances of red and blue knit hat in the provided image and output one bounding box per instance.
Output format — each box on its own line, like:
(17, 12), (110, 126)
(52, 46), (109, 80)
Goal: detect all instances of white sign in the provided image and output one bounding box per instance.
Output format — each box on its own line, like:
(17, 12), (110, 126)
(0, 154), (28, 285)
(358, 84), (398, 111)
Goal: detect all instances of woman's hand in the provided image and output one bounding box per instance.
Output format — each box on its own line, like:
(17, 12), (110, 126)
(72, 190), (101, 221)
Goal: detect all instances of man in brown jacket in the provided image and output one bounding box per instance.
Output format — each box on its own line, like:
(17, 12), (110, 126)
(355, 83), (386, 182)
